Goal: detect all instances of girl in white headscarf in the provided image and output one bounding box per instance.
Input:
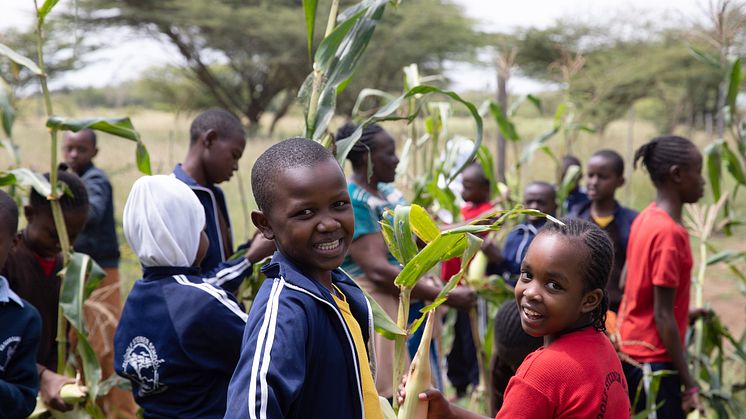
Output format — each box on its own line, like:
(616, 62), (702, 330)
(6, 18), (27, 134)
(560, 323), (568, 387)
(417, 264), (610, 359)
(114, 175), (247, 419)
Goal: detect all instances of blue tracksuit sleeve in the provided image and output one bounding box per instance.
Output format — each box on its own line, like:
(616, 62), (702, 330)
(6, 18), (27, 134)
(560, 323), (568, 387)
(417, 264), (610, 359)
(0, 306), (41, 419)
(224, 279), (308, 419)
(202, 257), (252, 293)
(176, 288), (248, 375)
(83, 169), (110, 227)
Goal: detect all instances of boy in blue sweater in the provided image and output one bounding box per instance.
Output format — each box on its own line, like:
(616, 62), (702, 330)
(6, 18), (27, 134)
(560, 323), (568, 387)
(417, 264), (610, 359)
(224, 138), (382, 419)
(0, 190), (42, 419)
(114, 175), (247, 418)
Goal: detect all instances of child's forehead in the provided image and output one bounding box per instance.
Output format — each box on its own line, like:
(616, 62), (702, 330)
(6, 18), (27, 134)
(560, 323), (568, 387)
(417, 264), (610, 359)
(274, 160), (346, 190)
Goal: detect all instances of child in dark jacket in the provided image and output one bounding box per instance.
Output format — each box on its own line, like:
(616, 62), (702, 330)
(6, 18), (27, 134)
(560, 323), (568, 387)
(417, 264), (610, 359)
(0, 190), (42, 419)
(224, 138), (381, 419)
(2, 171), (89, 412)
(114, 175), (247, 418)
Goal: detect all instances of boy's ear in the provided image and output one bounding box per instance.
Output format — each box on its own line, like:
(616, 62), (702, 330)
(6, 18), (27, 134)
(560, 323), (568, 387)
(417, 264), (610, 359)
(251, 210), (274, 240)
(202, 129), (218, 148)
(23, 205), (34, 223)
(616, 175), (625, 188)
(93, 147), (99, 158)
(580, 288), (603, 314)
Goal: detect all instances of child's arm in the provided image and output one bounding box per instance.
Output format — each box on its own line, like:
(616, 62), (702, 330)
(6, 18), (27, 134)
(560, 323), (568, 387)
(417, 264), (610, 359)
(38, 366), (75, 412)
(202, 234), (275, 293)
(0, 308), (42, 418)
(81, 170), (110, 226)
(653, 286), (703, 413)
(224, 279), (309, 418)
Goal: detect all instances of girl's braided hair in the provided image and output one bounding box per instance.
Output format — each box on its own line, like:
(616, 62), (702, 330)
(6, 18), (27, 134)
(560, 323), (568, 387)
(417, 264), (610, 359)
(539, 217), (614, 332)
(335, 122), (384, 168)
(633, 135), (697, 185)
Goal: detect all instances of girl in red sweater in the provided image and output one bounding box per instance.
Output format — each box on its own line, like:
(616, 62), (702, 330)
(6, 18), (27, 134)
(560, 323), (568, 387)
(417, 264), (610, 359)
(400, 218), (631, 418)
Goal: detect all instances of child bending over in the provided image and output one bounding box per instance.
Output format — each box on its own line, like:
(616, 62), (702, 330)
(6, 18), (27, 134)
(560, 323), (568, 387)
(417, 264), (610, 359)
(401, 218), (631, 418)
(224, 138), (382, 419)
(114, 175), (247, 418)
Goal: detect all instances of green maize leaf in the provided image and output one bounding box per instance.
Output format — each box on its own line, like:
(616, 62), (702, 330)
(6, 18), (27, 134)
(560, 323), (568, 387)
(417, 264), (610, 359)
(520, 126), (560, 165)
(394, 233), (465, 287)
(420, 233), (482, 314)
(726, 58), (742, 119)
(526, 94), (543, 114)
(556, 165), (581, 215)
(476, 144), (498, 199)
(705, 141), (723, 201)
(689, 47), (722, 69)
(393, 205), (418, 264)
(46, 115), (140, 142)
(0, 168), (51, 197)
(380, 220), (404, 265)
(428, 180), (459, 221)
(352, 277), (406, 339)
(0, 43), (43, 75)
(408, 204), (439, 243)
(487, 102), (519, 142)
(74, 329), (102, 402)
(302, 0), (318, 60)
(136, 142), (153, 175)
(38, 0), (61, 21)
(721, 141), (746, 185)
(352, 88), (397, 116)
(98, 374), (130, 397)
(0, 82), (14, 138)
(60, 252), (105, 333)
(707, 250), (746, 265)
(553, 102), (567, 126)
(314, 9), (365, 72)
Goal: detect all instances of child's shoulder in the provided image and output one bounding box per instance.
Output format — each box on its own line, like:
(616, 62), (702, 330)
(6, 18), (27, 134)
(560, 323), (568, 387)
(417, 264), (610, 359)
(518, 329), (614, 379)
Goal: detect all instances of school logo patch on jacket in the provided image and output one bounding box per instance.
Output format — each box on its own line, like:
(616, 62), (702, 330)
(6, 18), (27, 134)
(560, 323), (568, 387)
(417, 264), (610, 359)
(0, 336), (21, 372)
(122, 336), (167, 396)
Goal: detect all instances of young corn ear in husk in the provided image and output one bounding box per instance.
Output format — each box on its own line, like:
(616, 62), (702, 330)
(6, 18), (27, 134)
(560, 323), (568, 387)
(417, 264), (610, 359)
(59, 382), (88, 405)
(465, 250), (488, 288)
(398, 311), (435, 419)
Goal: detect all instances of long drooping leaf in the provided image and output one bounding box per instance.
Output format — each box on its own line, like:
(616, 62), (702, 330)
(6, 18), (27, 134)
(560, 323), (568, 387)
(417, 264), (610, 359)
(484, 101), (519, 142)
(0, 168), (52, 197)
(420, 233), (482, 314)
(302, 0), (319, 60)
(520, 126), (560, 165)
(59, 252), (105, 333)
(46, 116), (152, 175)
(726, 58), (742, 120)
(705, 141), (723, 201)
(336, 85), (483, 184)
(351, 276), (406, 340)
(721, 141), (746, 186)
(352, 88), (397, 116)
(75, 330), (101, 402)
(0, 81), (14, 138)
(0, 43), (43, 75)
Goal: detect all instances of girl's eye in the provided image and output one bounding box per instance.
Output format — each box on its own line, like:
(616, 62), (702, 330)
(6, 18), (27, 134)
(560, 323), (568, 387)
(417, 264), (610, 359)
(333, 200), (349, 209)
(519, 271), (532, 281)
(546, 281), (563, 291)
(296, 209), (313, 217)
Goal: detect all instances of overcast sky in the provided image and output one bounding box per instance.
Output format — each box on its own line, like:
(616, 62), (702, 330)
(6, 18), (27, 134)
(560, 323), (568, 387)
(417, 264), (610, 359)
(1, 0), (711, 93)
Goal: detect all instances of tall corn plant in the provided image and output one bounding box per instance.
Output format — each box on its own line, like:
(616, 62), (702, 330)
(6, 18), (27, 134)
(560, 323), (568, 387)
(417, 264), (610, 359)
(0, 1), (151, 416)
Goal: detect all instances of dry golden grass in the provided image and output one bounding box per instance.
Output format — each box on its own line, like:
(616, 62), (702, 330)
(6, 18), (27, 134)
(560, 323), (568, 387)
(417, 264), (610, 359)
(3, 104), (743, 335)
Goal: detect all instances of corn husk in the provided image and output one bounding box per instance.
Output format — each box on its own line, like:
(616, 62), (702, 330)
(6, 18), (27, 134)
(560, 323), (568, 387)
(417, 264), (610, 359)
(465, 250), (488, 287)
(380, 396), (397, 419)
(398, 312), (435, 419)
(59, 383), (88, 405)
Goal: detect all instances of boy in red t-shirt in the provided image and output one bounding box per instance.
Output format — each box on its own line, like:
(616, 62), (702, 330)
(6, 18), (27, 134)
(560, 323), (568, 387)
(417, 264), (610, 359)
(441, 162), (496, 397)
(617, 136), (705, 418)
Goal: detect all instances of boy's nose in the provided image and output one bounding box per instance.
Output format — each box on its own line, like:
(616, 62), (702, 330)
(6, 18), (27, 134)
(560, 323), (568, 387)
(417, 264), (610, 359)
(317, 216), (341, 232)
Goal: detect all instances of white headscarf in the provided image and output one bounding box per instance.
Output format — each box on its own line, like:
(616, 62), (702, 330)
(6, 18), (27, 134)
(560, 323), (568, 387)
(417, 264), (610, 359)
(123, 175), (205, 268)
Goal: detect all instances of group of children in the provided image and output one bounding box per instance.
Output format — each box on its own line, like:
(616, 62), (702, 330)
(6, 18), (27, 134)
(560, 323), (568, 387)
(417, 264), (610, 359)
(0, 105), (705, 419)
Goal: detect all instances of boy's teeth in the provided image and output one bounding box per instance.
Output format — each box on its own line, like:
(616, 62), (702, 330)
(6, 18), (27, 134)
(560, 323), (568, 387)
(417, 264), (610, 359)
(316, 239), (340, 251)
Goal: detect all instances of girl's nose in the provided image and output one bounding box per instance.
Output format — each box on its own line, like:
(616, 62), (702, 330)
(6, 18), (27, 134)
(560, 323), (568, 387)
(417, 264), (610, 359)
(522, 282), (542, 302)
(317, 216), (341, 232)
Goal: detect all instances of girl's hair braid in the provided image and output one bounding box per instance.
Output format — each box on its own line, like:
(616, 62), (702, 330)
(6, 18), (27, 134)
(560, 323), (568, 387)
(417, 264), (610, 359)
(335, 122), (384, 168)
(633, 135), (697, 185)
(539, 218), (614, 332)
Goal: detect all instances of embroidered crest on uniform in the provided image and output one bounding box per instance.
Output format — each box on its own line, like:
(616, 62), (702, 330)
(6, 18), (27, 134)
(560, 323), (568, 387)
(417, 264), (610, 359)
(0, 336), (21, 373)
(122, 336), (167, 396)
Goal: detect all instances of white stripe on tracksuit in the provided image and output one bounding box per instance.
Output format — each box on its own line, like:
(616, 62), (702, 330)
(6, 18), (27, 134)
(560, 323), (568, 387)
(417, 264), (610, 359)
(203, 258), (251, 287)
(248, 279), (284, 419)
(172, 275), (248, 322)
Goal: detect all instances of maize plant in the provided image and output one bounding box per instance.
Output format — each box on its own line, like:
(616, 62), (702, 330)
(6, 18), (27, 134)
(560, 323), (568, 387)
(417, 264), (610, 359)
(0, 1), (151, 416)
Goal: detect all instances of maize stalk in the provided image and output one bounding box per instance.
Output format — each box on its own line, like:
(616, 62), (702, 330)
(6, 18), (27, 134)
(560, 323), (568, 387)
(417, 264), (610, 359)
(398, 311), (435, 419)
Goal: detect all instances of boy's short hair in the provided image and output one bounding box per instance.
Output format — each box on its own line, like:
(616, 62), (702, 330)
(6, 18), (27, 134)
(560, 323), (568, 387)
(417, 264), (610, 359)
(526, 181), (556, 200)
(252, 138), (336, 211)
(29, 171), (89, 213)
(591, 149), (624, 177)
(78, 129), (97, 147)
(189, 108), (245, 145)
(0, 190), (19, 235)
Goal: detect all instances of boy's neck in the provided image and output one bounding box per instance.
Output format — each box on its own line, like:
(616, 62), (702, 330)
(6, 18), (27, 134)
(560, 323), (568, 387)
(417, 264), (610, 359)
(591, 197), (616, 217)
(182, 156), (209, 187)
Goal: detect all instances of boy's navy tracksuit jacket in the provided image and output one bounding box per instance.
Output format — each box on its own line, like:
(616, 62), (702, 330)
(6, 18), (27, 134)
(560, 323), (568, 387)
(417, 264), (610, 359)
(224, 252), (375, 419)
(114, 266), (248, 419)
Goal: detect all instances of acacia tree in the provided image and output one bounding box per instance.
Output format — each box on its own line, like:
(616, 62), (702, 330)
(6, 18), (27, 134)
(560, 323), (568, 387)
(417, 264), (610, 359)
(73, 0), (480, 131)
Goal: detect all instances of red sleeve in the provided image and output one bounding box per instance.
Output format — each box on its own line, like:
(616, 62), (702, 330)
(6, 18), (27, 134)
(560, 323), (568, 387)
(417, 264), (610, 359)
(495, 376), (555, 419)
(650, 230), (686, 288)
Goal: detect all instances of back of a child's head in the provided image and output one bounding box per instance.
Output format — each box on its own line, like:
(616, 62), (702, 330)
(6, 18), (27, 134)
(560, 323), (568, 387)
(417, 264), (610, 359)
(591, 149), (624, 177)
(123, 175), (205, 268)
(0, 190), (18, 240)
(252, 137), (336, 212)
(189, 108), (245, 145)
(634, 135), (697, 185)
(335, 122), (384, 168)
(539, 218), (613, 332)
(29, 170), (89, 216)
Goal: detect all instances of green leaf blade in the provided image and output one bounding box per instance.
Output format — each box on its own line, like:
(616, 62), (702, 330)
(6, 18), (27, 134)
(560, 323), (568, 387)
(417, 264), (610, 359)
(0, 43), (43, 75)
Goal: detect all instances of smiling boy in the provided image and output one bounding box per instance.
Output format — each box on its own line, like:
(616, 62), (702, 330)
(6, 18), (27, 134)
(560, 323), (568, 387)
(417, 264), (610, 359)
(569, 149), (637, 312)
(224, 138), (382, 419)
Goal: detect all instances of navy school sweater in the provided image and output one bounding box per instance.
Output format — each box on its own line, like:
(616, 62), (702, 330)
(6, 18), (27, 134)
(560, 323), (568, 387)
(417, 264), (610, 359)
(0, 277), (42, 419)
(114, 266), (247, 419)
(224, 252), (375, 419)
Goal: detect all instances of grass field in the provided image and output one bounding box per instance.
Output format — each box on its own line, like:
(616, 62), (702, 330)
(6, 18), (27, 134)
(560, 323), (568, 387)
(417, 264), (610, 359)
(3, 102), (744, 337)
